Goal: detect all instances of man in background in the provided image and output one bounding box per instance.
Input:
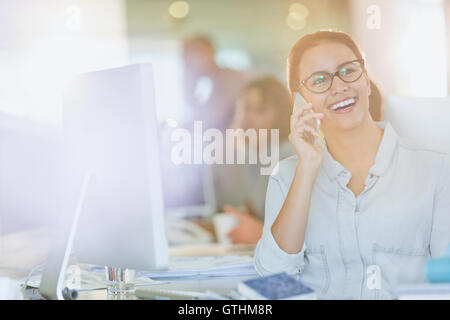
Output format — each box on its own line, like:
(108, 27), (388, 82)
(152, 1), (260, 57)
(182, 35), (251, 132)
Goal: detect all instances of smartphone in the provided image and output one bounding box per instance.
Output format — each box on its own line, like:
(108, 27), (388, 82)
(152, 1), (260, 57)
(293, 92), (323, 146)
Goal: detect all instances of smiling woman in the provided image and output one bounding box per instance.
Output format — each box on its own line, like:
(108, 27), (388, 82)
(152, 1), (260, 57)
(254, 30), (450, 299)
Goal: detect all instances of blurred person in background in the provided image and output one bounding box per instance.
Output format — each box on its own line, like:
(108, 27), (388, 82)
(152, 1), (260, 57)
(219, 76), (295, 244)
(182, 34), (251, 132)
(178, 34), (251, 242)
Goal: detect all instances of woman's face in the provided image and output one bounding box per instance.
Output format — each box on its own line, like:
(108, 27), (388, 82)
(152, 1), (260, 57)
(298, 42), (371, 132)
(238, 88), (278, 131)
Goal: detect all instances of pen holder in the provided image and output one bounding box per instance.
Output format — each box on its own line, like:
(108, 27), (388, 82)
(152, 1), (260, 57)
(105, 266), (136, 296)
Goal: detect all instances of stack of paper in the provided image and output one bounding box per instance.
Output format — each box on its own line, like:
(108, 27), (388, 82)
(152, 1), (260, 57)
(397, 283), (450, 300)
(139, 255), (257, 280)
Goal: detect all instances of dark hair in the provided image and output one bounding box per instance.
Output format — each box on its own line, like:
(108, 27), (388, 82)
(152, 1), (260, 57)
(369, 79), (385, 121)
(287, 29), (366, 96)
(238, 76), (291, 140)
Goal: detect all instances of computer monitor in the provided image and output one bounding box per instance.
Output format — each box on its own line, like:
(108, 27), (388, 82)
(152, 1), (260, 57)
(158, 130), (216, 218)
(40, 64), (169, 299)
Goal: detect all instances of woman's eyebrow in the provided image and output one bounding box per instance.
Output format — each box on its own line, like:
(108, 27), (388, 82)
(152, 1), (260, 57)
(336, 59), (355, 69)
(306, 60), (355, 77)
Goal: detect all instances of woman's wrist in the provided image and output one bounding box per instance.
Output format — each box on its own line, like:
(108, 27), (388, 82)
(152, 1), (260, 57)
(295, 162), (321, 184)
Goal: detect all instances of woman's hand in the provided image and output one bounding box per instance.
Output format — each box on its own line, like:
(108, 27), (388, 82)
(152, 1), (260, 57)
(289, 102), (325, 174)
(224, 205), (263, 244)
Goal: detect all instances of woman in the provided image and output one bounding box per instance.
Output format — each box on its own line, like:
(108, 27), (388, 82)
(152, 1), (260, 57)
(218, 76), (295, 244)
(254, 30), (450, 299)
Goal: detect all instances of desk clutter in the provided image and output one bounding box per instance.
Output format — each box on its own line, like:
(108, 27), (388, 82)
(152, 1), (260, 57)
(16, 254), (259, 300)
(138, 255), (257, 280)
(17, 255), (321, 300)
(134, 272), (317, 300)
(4, 241), (450, 300)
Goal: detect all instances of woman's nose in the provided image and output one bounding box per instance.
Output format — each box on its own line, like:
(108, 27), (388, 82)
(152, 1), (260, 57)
(330, 76), (350, 95)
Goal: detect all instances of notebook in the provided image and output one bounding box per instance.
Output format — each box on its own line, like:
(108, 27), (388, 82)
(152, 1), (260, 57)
(237, 272), (316, 300)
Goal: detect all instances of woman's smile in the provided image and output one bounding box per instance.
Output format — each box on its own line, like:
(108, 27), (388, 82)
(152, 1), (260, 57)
(328, 96), (358, 114)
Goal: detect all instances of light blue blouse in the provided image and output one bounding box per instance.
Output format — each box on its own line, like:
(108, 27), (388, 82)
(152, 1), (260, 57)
(254, 122), (450, 299)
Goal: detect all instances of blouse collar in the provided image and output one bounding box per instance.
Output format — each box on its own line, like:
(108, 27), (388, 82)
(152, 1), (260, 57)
(321, 121), (398, 181)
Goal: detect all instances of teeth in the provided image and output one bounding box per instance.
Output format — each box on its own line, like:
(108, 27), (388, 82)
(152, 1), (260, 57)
(330, 98), (356, 110)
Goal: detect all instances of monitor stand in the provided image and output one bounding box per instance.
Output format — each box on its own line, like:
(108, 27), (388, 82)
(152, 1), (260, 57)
(39, 170), (138, 299)
(39, 171), (95, 300)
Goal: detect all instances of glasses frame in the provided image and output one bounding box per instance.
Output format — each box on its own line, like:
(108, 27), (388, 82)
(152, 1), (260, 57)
(299, 59), (366, 94)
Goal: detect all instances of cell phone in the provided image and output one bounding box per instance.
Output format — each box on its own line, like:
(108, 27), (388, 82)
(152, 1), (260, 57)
(293, 92), (322, 146)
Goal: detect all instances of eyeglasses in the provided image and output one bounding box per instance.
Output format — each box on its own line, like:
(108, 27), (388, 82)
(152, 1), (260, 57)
(299, 59), (366, 94)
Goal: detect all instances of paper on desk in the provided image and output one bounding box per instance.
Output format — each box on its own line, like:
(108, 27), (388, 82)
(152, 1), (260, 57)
(138, 255), (258, 280)
(23, 265), (163, 291)
(24, 272), (107, 290)
(397, 283), (450, 300)
(0, 277), (23, 299)
(169, 255), (253, 269)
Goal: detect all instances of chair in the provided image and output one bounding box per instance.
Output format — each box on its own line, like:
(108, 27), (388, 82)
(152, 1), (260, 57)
(385, 95), (450, 153)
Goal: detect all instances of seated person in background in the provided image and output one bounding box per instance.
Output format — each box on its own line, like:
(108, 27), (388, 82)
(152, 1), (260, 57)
(218, 76), (295, 244)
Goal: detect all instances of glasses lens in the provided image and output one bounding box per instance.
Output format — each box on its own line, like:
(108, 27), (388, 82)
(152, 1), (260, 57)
(305, 73), (331, 93)
(338, 61), (363, 82)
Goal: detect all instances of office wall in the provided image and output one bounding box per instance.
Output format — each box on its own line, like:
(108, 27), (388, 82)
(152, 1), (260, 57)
(349, 0), (449, 97)
(0, 0), (129, 125)
(126, 0), (351, 81)
(446, 0), (450, 94)
(126, 0), (449, 96)
(0, 113), (63, 235)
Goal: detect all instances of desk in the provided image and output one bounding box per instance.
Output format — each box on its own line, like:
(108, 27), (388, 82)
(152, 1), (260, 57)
(0, 227), (50, 279)
(77, 275), (255, 300)
(1, 229), (256, 300)
(77, 243), (256, 300)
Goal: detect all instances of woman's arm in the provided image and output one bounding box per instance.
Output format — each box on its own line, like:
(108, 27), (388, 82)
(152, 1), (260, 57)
(271, 101), (324, 254)
(254, 174), (307, 276)
(254, 101), (324, 275)
(271, 163), (319, 254)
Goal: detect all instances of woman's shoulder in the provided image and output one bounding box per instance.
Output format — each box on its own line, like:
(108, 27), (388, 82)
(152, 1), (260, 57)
(395, 135), (450, 189)
(396, 135), (448, 167)
(269, 154), (299, 187)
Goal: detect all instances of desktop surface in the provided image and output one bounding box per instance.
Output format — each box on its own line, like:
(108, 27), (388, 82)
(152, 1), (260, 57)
(70, 244), (256, 300)
(0, 228), (256, 300)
